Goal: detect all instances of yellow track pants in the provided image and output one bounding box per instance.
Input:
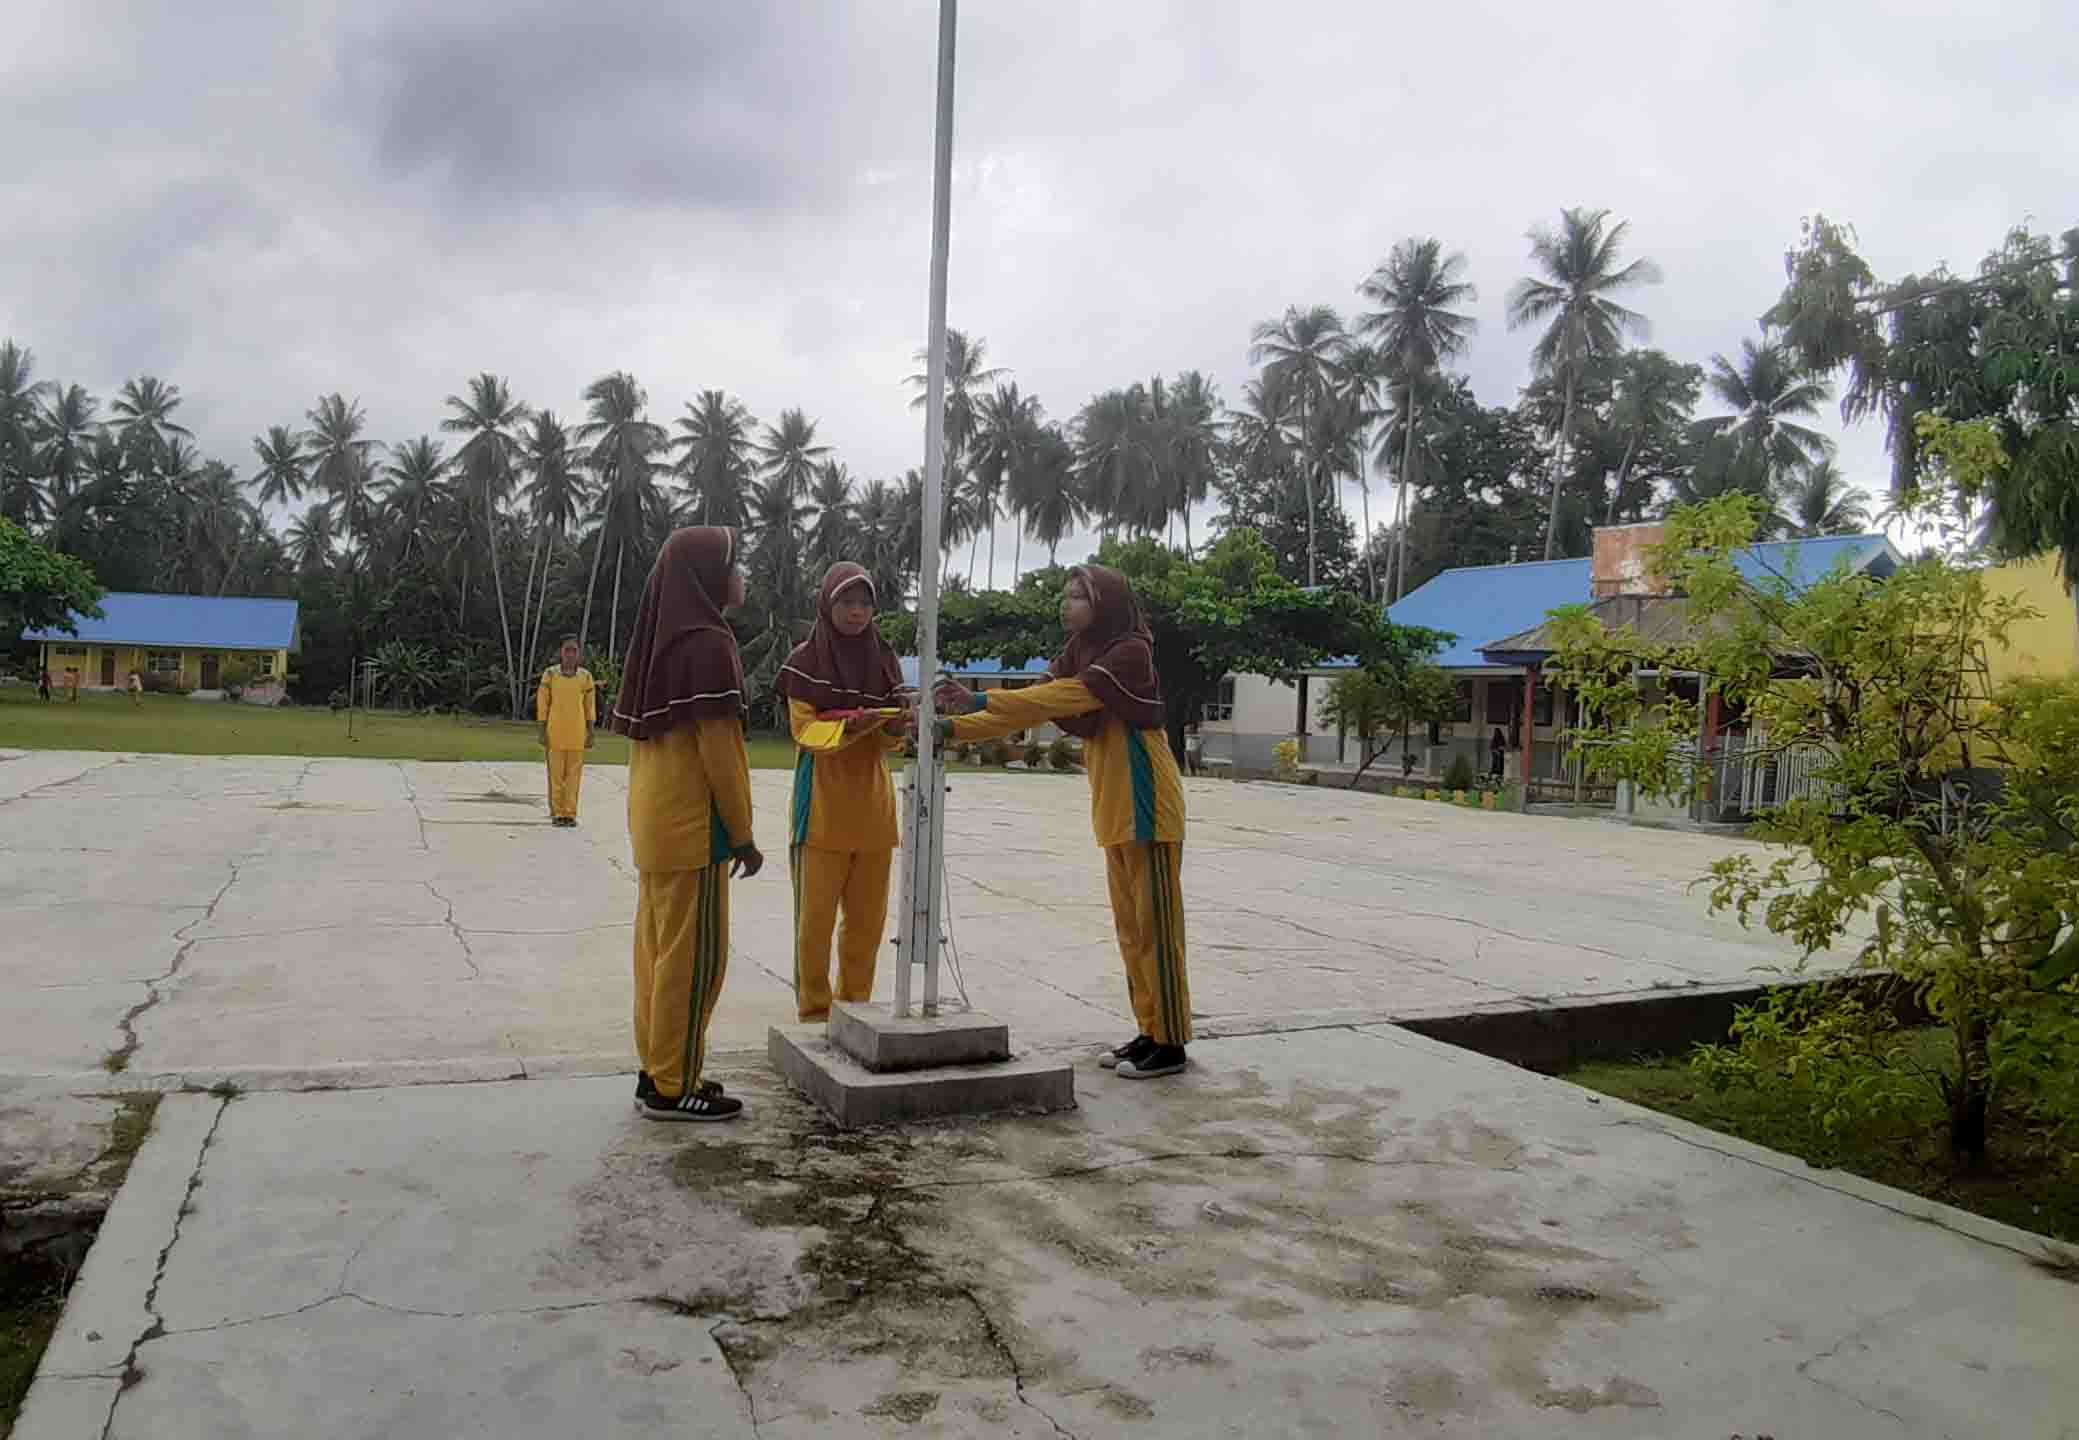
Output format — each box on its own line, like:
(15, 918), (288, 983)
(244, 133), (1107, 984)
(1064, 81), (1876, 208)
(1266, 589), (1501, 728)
(791, 846), (891, 1021)
(632, 865), (729, 1098)
(1103, 841), (1192, 1046)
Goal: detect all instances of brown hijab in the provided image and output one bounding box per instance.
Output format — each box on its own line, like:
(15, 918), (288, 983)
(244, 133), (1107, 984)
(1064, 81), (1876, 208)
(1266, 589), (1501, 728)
(777, 562), (904, 711)
(1050, 563), (1166, 736)
(609, 527), (744, 739)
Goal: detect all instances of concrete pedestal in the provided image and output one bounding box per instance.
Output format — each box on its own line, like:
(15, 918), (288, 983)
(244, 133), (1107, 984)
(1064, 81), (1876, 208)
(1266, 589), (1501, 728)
(769, 1002), (1074, 1129)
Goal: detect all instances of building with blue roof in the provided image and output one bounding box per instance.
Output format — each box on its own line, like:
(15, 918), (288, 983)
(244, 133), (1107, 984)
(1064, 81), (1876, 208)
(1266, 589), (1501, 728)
(1201, 522), (1903, 777)
(24, 592), (300, 698)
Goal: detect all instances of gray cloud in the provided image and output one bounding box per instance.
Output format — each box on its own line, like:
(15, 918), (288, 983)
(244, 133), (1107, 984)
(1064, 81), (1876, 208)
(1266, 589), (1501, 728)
(2, 0), (2072, 578)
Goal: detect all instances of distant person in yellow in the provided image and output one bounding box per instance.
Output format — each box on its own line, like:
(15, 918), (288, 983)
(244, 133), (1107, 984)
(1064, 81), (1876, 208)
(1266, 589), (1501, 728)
(935, 564), (1191, 1079)
(777, 562), (910, 1022)
(610, 528), (763, 1123)
(535, 637), (596, 829)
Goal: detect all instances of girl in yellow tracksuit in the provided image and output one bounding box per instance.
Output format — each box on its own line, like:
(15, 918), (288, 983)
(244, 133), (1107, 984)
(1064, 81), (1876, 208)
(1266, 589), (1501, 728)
(535, 636), (596, 827)
(609, 527), (765, 1123)
(935, 563), (1191, 1079)
(778, 563), (908, 1021)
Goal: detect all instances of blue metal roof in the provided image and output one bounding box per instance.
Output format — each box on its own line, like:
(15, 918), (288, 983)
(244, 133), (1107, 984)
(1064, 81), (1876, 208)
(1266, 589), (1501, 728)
(1383, 557), (1592, 670)
(1732, 535), (1901, 589)
(23, 592), (300, 651)
(1334, 533), (1903, 673)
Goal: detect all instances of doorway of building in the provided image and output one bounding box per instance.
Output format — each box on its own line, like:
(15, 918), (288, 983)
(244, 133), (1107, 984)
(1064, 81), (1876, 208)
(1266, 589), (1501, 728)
(200, 654), (220, 689)
(100, 651), (116, 687)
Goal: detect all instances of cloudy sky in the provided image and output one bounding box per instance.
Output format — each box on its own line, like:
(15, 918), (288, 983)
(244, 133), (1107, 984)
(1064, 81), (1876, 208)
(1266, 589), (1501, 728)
(4, 0), (2072, 582)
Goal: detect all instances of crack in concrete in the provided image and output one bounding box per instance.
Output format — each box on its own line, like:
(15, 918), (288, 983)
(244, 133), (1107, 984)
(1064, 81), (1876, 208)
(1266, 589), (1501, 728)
(101, 1095), (228, 1440)
(0, 754), (131, 807)
(1794, 1301), (1921, 1428)
(707, 1319), (762, 1434)
(395, 762), (432, 851)
(108, 863), (241, 1073)
(158, 1291), (627, 1338)
(957, 1283), (1078, 1440)
(421, 881), (481, 980)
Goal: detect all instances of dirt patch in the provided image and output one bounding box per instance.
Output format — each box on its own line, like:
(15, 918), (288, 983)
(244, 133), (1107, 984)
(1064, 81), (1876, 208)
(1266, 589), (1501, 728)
(1, 1094), (162, 1434)
(860, 1389), (940, 1423)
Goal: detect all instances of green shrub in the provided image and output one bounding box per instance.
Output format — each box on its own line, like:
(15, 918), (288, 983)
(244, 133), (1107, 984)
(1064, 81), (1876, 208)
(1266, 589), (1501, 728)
(980, 740), (1010, 767)
(1688, 986), (1938, 1163)
(1443, 753), (1475, 792)
(1023, 741), (1045, 769)
(1048, 736), (1076, 771)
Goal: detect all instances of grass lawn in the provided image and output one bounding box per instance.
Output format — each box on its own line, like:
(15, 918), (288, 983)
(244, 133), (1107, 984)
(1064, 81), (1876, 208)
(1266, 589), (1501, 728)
(1568, 1032), (2079, 1246)
(0, 688), (797, 766)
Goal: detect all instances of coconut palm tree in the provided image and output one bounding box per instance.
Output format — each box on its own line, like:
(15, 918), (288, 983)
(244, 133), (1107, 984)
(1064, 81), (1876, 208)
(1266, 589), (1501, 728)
(518, 411), (588, 673)
(576, 372), (667, 659)
(672, 389), (758, 528)
(756, 409), (830, 500)
(110, 375), (192, 475)
(443, 374), (532, 713)
(1162, 370), (1223, 558)
(248, 424), (310, 513)
(285, 501), (337, 575)
(906, 328), (1005, 469)
(1696, 335), (1834, 494)
(1604, 350), (1702, 525)
(375, 437), (450, 570)
(1248, 305), (1347, 585)
(0, 341), (53, 525)
(1358, 237), (1478, 596)
(1506, 208), (1662, 558)
(1023, 426), (1085, 566)
(305, 393), (378, 572)
(1074, 387), (1160, 539)
(973, 382), (1045, 586)
(37, 384), (100, 510)
(853, 478), (911, 605)
(1780, 460), (1872, 538)
(805, 460), (856, 574)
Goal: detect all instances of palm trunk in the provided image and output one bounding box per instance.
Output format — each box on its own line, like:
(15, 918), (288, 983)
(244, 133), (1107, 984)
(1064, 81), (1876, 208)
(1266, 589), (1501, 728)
(485, 476), (520, 718)
(1394, 386), (1421, 603)
(1608, 427), (1641, 526)
(968, 530), (979, 587)
(579, 525), (607, 656)
(519, 527), (545, 685)
(1358, 424), (1376, 602)
(1183, 505), (1194, 561)
(1544, 372), (1577, 561)
(1301, 390), (1317, 587)
(1012, 520), (1023, 589)
(609, 541), (626, 665)
(986, 501), (997, 590)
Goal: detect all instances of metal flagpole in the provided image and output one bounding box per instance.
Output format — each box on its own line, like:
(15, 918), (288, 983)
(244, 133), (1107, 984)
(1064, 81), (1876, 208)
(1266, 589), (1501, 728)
(896, 0), (958, 1020)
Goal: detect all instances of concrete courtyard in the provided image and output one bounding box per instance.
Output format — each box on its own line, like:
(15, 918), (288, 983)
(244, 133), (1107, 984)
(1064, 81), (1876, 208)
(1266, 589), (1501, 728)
(7, 749), (2077, 1437)
(3, 749), (1827, 1091)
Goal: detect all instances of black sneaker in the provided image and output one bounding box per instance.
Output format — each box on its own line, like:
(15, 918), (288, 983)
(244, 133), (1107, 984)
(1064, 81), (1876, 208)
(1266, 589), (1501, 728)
(641, 1089), (743, 1123)
(634, 1071), (656, 1108)
(1098, 1035), (1153, 1069)
(1116, 1044), (1187, 1079)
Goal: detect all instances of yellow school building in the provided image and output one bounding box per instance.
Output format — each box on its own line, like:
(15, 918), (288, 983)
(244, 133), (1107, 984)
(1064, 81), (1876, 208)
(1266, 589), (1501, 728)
(24, 592), (299, 700)
(1984, 554), (2079, 684)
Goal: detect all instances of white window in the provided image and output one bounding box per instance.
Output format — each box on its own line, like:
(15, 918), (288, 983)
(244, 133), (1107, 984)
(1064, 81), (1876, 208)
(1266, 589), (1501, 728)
(1203, 676), (1236, 723)
(254, 653), (276, 677)
(52, 645), (87, 659)
(146, 651), (182, 676)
